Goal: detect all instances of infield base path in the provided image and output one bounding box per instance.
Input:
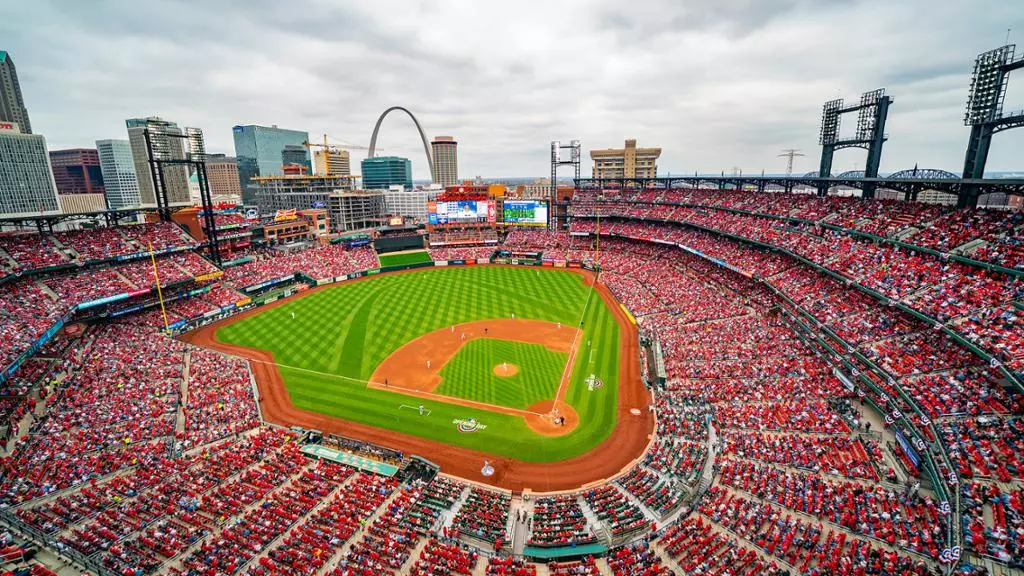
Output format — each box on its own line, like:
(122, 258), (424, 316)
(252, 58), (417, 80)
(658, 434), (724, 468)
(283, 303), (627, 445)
(181, 266), (654, 493)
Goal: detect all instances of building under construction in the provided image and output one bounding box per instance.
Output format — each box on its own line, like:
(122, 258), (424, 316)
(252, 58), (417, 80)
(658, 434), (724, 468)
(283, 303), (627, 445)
(327, 189), (386, 233)
(251, 173), (354, 217)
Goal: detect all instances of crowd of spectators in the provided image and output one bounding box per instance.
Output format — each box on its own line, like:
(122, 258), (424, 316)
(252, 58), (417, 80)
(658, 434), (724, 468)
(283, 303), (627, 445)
(617, 467), (683, 518)
(223, 244), (378, 287)
(527, 495), (596, 547)
(427, 246), (495, 261)
(180, 349), (260, 449)
(659, 515), (790, 575)
(699, 486), (939, 574)
(451, 488), (510, 546)
(582, 485), (650, 539)
(409, 538), (479, 575)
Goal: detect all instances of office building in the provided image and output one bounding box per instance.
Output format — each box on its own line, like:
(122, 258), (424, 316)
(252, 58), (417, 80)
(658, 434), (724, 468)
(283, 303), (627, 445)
(431, 136), (458, 186)
(231, 124), (310, 205)
(126, 116), (192, 208)
(385, 185), (437, 223)
(0, 122), (59, 217)
(204, 154), (243, 203)
(362, 156), (412, 189)
(252, 174), (350, 217)
(328, 189), (386, 232)
(96, 139), (141, 210)
(0, 51), (31, 134)
(590, 139), (661, 179)
(49, 148), (105, 196)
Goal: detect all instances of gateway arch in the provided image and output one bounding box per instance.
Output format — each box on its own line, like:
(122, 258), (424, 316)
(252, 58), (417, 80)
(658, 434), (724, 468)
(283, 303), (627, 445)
(368, 106), (434, 180)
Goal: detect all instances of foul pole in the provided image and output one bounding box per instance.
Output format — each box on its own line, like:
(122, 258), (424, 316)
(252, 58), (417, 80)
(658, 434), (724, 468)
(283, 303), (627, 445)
(149, 242), (170, 334)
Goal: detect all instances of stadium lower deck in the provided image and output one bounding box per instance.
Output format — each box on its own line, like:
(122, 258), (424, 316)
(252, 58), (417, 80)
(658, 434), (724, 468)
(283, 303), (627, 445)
(0, 189), (1020, 575)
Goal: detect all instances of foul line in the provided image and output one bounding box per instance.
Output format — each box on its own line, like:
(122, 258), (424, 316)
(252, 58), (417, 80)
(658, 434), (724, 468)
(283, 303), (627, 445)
(554, 270), (599, 405)
(211, 348), (551, 418)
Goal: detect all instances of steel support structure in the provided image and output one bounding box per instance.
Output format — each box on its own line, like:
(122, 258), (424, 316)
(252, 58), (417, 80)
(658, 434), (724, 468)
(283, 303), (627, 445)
(144, 127), (221, 265)
(550, 140), (581, 229)
(575, 176), (1024, 205)
(960, 45), (1024, 208)
(817, 89), (892, 198)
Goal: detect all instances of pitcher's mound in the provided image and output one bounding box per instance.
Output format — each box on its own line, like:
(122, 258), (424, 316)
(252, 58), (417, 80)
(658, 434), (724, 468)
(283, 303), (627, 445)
(493, 363), (519, 377)
(524, 400), (579, 436)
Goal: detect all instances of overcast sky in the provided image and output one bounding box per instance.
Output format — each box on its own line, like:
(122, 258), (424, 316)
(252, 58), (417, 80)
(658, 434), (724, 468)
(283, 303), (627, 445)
(3, 0), (1023, 179)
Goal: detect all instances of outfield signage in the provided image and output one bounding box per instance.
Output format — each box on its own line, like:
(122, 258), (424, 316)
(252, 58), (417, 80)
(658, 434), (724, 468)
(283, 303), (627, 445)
(244, 274), (296, 293)
(194, 270), (224, 283)
(77, 292), (131, 310)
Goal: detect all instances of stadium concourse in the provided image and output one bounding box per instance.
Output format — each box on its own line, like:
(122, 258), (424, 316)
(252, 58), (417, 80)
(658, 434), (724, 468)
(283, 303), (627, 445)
(0, 191), (1017, 576)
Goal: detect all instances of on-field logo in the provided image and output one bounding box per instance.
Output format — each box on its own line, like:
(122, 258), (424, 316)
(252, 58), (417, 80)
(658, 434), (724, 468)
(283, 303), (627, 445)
(454, 418), (487, 433)
(586, 374), (604, 391)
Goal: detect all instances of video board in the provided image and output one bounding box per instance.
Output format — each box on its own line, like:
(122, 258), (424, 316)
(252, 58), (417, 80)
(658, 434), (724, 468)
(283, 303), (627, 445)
(428, 200), (496, 225)
(502, 200), (548, 226)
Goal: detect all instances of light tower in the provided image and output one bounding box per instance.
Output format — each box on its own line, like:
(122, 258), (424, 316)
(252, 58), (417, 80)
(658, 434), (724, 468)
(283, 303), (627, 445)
(550, 140), (581, 228)
(817, 88), (892, 198)
(960, 45), (1024, 207)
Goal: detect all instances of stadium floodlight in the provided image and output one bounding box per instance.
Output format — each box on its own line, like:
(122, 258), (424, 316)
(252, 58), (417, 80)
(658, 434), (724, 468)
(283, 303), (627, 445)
(856, 88), (886, 140)
(819, 98), (843, 145)
(965, 45), (1014, 125)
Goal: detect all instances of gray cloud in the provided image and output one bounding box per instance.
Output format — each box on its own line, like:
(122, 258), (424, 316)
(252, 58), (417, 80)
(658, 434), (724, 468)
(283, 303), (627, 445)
(2, 0), (1022, 179)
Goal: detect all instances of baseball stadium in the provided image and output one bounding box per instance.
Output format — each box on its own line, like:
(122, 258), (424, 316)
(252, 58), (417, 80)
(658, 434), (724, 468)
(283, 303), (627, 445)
(0, 44), (1024, 576)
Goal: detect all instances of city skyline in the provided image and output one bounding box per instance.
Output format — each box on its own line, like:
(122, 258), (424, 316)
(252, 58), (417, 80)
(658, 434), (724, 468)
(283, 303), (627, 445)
(2, 0), (1023, 180)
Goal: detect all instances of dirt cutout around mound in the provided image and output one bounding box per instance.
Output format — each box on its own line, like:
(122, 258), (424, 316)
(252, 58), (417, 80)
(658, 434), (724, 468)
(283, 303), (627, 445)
(182, 266), (654, 493)
(368, 318), (582, 436)
(369, 319), (578, 393)
(493, 363), (519, 377)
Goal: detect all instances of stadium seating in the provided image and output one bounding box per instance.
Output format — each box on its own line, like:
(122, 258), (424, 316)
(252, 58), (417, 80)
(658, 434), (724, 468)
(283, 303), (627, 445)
(527, 495), (596, 547)
(3, 189), (1024, 576)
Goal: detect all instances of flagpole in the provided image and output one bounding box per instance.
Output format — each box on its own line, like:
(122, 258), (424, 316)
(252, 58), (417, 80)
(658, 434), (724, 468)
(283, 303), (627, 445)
(149, 241), (170, 334)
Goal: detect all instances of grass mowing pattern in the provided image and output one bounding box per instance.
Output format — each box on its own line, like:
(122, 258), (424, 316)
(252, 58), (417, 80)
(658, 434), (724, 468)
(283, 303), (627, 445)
(378, 250), (432, 267)
(216, 266), (620, 462)
(435, 339), (566, 410)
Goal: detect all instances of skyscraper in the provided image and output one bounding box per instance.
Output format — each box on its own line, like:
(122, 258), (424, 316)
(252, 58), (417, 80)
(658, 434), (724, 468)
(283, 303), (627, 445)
(0, 122), (59, 217)
(126, 116), (192, 207)
(0, 51), (32, 134)
(431, 136), (457, 186)
(231, 124), (310, 205)
(96, 139), (141, 210)
(361, 156), (412, 190)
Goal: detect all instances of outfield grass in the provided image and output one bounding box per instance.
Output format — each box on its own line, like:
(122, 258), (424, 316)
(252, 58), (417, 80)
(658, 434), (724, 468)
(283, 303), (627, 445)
(377, 250), (432, 267)
(216, 266), (621, 462)
(434, 338), (566, 410)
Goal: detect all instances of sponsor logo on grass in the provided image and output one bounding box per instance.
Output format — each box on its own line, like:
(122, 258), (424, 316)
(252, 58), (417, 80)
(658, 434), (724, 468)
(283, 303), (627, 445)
(586, 374), (604, 391)
(454, 418), (487, 433)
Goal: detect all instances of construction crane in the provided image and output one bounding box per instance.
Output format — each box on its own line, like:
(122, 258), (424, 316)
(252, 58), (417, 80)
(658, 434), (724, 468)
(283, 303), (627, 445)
(778, 149), (806, 176)
(303, 134), (379, 176)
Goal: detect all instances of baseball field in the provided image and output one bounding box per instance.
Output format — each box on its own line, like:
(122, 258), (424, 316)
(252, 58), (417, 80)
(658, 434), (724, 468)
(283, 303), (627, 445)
(211, 266), (620, 462)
